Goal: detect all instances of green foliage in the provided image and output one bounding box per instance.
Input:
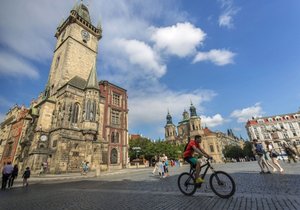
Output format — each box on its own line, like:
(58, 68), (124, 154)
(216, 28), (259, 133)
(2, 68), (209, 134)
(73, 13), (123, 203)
(223, 145), (244, 159)
(243, 141), (255, 158)
(222, 141), (255, 159)
(128, 137), (184, 161)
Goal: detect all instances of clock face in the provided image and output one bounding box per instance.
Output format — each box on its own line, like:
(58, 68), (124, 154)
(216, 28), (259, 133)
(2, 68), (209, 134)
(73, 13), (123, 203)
(81, 30), (90, 41)
(40, 135), (48, 142)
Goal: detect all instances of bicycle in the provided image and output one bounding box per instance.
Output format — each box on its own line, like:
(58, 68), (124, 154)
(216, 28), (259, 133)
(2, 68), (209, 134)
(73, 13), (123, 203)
(177, 158), (236, 198)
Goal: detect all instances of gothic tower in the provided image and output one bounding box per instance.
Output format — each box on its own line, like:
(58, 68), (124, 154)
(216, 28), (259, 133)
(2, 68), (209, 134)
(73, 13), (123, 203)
(164, 111), (177, 143)
(47, 2), (102, 96)
(189, 103), (203, 137)
(24, 2), (103, 173)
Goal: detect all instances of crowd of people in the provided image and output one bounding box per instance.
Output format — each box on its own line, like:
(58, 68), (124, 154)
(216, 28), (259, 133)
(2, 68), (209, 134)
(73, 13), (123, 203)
(152, 154), (179, 178)
(252, 139), (298, 174)
(1, 161), (31, 190)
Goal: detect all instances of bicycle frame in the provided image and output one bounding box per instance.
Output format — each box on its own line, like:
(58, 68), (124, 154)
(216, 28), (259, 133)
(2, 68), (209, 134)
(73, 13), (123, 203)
(189, 159), (215, 180)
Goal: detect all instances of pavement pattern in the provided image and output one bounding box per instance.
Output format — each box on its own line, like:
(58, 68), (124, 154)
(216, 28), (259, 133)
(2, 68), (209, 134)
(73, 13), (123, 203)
(0, 161), (299, 210)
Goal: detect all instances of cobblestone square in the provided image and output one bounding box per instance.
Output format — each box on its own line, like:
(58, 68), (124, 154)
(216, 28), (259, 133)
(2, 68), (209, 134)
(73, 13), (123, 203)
(0, 161), (299, 210)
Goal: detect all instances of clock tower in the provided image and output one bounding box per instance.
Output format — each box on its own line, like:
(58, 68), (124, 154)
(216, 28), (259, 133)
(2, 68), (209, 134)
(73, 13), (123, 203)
(47, 2), (102, 96)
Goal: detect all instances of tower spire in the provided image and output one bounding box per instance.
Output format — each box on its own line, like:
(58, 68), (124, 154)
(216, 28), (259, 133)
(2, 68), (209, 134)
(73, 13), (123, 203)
(86, 62), (98, 89)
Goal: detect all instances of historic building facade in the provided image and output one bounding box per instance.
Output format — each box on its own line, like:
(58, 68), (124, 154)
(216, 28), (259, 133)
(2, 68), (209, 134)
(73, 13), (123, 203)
(245, 110), (300, 155)
(164, 104), (224, 163)
(0, 2), (128, 173)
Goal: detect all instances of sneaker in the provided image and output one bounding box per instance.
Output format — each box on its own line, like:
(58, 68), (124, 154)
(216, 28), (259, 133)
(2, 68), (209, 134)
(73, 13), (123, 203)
(196, 177), (205, 183)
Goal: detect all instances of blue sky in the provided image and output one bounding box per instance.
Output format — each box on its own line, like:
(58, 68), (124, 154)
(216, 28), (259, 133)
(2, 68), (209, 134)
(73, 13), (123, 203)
(0, 0), (300, 140)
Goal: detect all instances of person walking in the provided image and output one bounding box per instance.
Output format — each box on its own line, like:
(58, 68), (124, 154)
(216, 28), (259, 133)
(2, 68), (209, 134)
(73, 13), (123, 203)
(252, 139), (271, 174)
(8, 164), (18, 189)
(1, 161), (13, 190)
(263, 141), (278, 172)
(265, 140), (284, 173)
(22, 167), (31, 187)
(283, 143), (297, 163)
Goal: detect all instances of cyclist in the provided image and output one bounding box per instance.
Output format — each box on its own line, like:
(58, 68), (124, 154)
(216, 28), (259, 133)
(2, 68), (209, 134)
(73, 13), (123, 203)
(183, 135), (211, 183)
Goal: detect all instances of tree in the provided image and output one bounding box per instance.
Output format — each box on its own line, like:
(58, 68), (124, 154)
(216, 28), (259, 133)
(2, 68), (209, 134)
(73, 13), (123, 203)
(223, 145), (244, 159)
(243, 141), (255, 158)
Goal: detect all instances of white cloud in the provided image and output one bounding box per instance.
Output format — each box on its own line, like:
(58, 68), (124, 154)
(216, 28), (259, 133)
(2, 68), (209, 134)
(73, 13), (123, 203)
(230, 103), (264, 123)
(0, 52), (39, 78)
(218, 0), (240, 29)
(113, 39), (166, 78)
(200, 114), (226, 127)
(129, 88), (217, 135)
(151, 22), (206, 57)
(193, 49), (235, 66)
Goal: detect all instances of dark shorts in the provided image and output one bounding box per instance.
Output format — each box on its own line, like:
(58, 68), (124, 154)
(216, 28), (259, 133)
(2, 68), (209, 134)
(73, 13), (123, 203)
(184, 157), (197, 168)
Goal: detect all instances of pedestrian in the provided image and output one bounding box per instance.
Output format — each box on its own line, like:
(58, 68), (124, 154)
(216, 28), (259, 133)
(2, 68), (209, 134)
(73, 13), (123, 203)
(283, 143), (297, 163)
(252, 139), (271, 174)
(263, 142), (278, 172)
(38, 163), (44, 176)
(1, 161), (13, 190)
(152, 157), (158, 175)
(157, 157), (164, 178)
(162, 154), (169, 177)
(22, 167), (31, 187)
(265, 140), (284, 173)
(8, 164), (19, 188)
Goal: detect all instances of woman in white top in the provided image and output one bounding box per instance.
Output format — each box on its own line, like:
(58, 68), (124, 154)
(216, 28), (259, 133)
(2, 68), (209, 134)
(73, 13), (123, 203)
(265, 140), (284, 173)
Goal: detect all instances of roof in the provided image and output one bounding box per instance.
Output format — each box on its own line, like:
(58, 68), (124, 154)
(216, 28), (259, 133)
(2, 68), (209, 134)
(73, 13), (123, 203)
(203, 127), (215, 136)
(67, 76), (87, 90)
(246, 111), (300, 126)
(86, 63), (99, 89)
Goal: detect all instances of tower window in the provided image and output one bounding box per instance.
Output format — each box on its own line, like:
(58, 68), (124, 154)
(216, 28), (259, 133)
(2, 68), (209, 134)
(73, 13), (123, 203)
(55, 56), (60, 69)
(71, 103), (80, 124)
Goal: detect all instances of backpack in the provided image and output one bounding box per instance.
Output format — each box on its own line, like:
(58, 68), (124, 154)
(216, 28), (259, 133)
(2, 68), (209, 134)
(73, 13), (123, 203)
(255, 144), (265, 155)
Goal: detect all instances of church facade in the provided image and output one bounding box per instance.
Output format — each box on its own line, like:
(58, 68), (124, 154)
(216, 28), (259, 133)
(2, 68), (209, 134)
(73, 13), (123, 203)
(0, 2), (128, 173)
(165, 104), (224, 163)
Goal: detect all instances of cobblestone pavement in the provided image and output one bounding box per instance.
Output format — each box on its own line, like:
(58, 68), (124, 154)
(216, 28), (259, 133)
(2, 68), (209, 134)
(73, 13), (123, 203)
(0, 161), (299, 210)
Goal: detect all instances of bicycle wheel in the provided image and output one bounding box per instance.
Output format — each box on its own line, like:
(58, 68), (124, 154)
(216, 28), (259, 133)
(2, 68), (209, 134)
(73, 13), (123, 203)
(209, 171), (235, 198)
(177, 172), (197, 196)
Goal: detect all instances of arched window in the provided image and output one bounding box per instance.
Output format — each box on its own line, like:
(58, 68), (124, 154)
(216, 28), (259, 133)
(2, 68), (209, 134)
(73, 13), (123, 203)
(71, 103), (80, 123)
(110, 148), (118, 164)
(111, 132), (119, 143)
(85, 100), (91, 120)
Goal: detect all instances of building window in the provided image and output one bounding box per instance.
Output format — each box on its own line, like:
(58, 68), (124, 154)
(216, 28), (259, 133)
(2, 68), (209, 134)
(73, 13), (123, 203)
(52, 140), (57, 147)
(55, 56), (60, 69)
(209, 145), (214, 153)
(71, 103), (80, 124)
(85, 100), (96, 121)
(110, 148), (118, 164)
(72, 152), (79, 157)
(111, 131), (119, 143)
(111, 110), (120, 125)
(61, 30), (66, 42)
(5, 143), (13, 157)
(112, 93), (120, 106)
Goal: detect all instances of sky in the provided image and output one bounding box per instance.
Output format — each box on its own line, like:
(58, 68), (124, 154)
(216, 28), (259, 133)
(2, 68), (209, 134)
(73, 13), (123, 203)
(0, 0), (300, 140)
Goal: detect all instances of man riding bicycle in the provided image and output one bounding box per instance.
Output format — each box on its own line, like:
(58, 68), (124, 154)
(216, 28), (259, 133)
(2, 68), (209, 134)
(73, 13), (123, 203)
(183, 135), (211, 183)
